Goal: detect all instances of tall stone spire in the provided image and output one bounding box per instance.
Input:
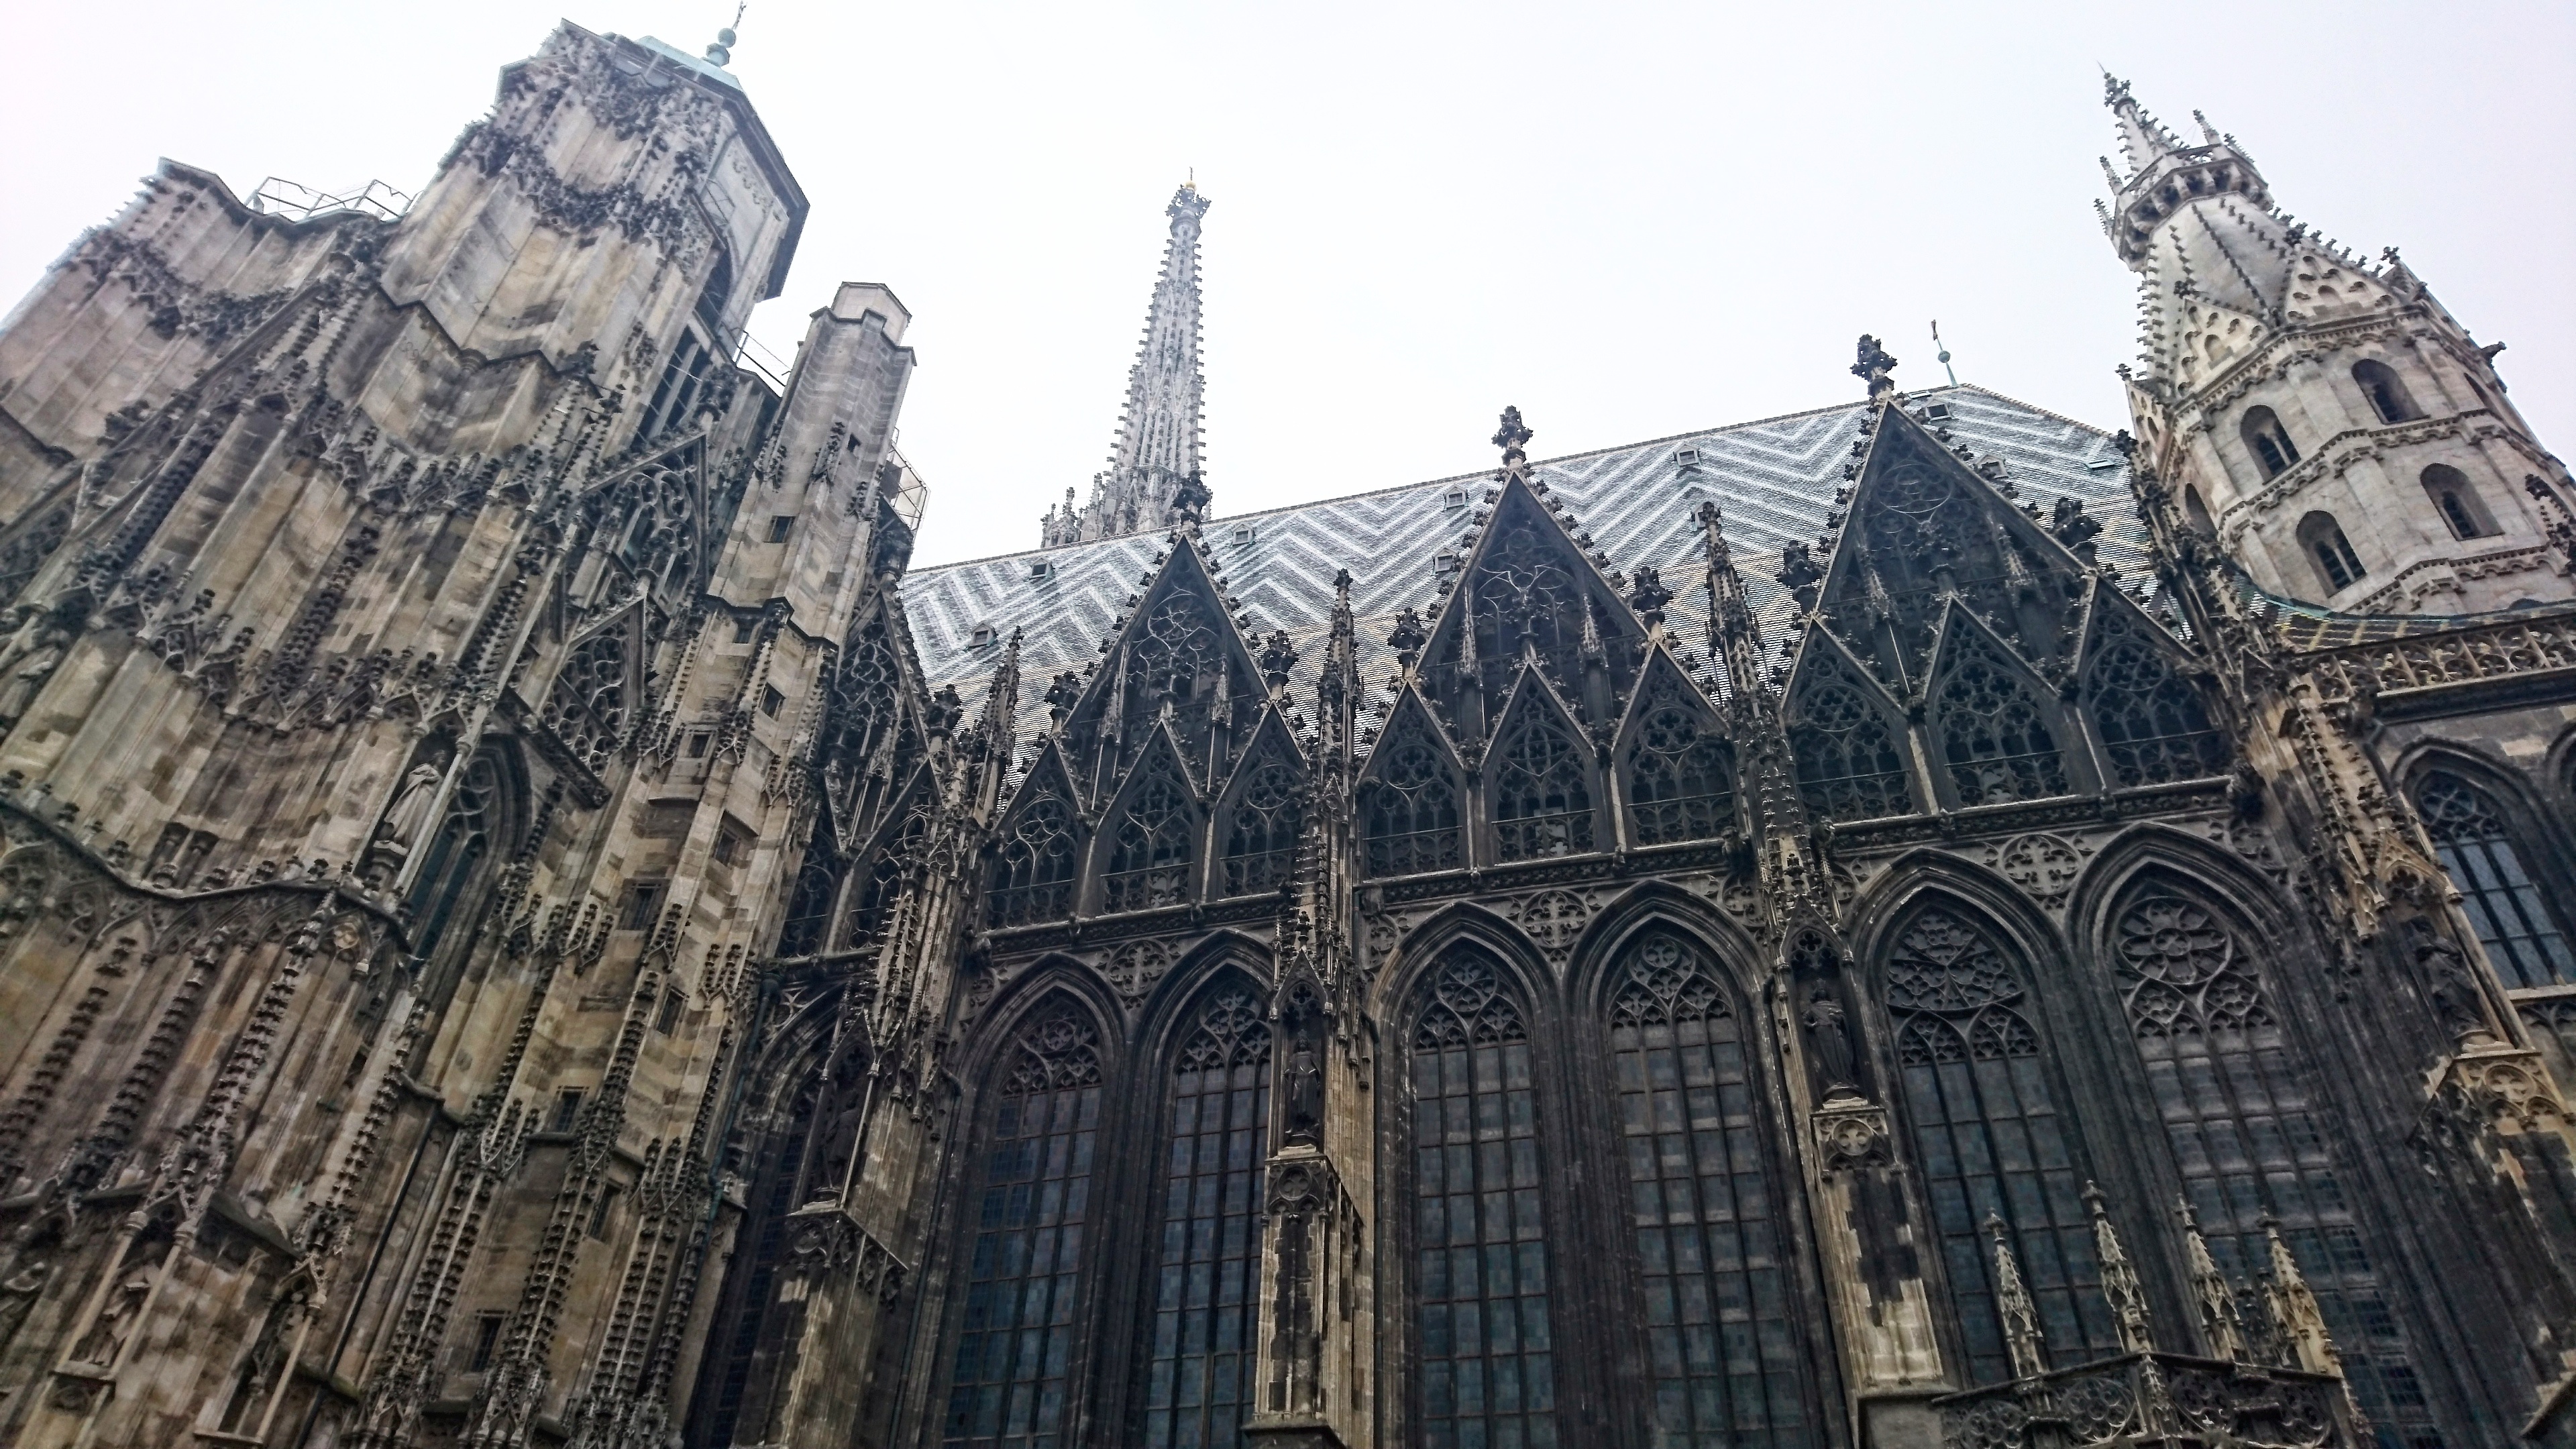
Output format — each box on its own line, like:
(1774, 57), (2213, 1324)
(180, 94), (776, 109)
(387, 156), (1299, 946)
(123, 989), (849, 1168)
(1040, 183), (1212, 547)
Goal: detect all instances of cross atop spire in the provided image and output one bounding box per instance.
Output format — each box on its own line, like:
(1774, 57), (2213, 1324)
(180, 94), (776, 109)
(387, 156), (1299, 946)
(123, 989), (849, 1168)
(1040, 184), (1214, 547)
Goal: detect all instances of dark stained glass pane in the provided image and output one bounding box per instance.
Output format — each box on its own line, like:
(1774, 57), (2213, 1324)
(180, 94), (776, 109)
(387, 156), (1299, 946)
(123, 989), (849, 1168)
(1144, 989), (1271, 1448)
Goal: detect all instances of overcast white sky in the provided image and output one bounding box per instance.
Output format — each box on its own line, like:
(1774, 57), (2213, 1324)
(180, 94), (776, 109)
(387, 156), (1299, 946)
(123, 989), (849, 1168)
(5, 3), (2570, 570)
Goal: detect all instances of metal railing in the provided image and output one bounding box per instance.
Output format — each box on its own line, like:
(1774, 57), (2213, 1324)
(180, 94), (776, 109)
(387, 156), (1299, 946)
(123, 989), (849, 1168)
(246, 176), (413, 223)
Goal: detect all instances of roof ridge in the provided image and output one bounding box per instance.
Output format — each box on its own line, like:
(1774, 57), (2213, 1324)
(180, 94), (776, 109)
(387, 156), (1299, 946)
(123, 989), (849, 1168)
(909, 383), (2116, 577)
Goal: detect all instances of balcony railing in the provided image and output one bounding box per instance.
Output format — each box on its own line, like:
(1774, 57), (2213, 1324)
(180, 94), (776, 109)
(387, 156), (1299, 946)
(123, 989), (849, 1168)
(1933, 1352), (2357, 1449)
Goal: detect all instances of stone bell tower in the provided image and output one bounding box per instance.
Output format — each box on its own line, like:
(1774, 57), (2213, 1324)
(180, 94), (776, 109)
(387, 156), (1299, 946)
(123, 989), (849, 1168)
(2102, 74), (2576, 614)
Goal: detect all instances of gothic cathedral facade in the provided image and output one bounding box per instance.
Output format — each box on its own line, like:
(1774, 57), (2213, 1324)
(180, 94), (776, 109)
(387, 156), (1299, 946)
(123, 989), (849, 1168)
(0, 24), (2568, 1449)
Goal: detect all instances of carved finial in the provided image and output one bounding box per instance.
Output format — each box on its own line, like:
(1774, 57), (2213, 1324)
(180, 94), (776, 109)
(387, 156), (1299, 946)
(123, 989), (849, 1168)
(2175, 1197), (2245, 1362)
(2086, 1182), (2155, 1354)
(1988, 1213), (2049, 1380)
(704, 3), (744, 65)
(1851, 335), (1899, 400)
(2100, 155), (2124, 189)
(1492, 407), (1533, 469)
(1386, 608), (1428, 671)
(2192, 108), (2222, 146)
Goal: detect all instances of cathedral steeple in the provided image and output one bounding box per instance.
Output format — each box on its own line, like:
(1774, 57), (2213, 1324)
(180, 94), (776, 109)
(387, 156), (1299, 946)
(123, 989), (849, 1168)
(2103, 73), (2573, 614)
(1040, 183), (1212, 547)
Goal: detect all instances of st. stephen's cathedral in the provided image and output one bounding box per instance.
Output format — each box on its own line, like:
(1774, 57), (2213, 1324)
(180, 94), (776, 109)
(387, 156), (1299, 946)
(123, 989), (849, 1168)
(0, 19), (2570, 1449)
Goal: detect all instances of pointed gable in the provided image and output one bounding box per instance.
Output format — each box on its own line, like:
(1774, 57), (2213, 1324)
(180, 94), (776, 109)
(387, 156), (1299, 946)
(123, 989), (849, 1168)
(1417, 470), (1650, 743)
(990, 740), (1085, 927)
(819, 596), (932, 843)
(1358, 686), (1464, 877)
(1216, 706), (1309, 898)
(1923, 604), (2076, 807)
(1782, 625), (1915, 824)
(1820, 404), (2098, 699)
(2074, 588), (2231, 788)
(1614, 643), (1739, 847)
(1055, 534), (1267, 798)
(1487, 667), (1599, 861)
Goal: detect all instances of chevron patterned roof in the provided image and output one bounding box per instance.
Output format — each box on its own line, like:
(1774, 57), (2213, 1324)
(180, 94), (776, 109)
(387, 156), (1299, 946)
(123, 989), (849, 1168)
(900, 383), (2147, 761)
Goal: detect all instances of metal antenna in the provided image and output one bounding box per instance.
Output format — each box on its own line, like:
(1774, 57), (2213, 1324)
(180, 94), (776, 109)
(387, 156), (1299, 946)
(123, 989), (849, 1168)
(1931, 321), (1958, 386)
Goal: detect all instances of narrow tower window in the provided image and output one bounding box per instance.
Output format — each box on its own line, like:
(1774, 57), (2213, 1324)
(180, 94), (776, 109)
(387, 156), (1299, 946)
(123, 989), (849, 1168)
(2420, 464), (2494, 540)
(1142, 989), (1271, 1448)
(2414, 771), (2575, 988)
(2296, 511), (2367, 594)
(2239, 406), (2302, 478)
(2352, 360), (2422, 424)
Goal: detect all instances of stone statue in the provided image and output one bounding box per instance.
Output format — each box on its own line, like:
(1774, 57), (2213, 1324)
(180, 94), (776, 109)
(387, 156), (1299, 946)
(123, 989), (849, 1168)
(1283, 1016), (1325, 1146)
(72, 1271), (150, 1366)
(0, 625), (68, 727)
(1803, 987), (1862, 1099)
(373, 762), (445, 859)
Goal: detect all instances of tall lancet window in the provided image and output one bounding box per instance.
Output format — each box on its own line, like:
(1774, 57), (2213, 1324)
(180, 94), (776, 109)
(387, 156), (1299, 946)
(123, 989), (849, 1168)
(1410, 953), (1557, 1447)
(2414, 770), (2575, 988)
(2110, 890), (2440, 1441)
(1607, 932), (1814, 1447)
(944, 1006), (1104, 1449)
(1883, 906), (2113, 1386)
(1143, 987), (1271, 1448)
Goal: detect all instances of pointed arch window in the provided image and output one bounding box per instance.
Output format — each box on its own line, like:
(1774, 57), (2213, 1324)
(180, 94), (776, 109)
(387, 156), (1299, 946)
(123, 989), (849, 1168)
(1884, 907), (2113, 1385)
(943, 1006), (1104, 1448)
(1142, 988), (1271, 1448)
(1363, 728), (1461, 877)
(1106, 757), (1198, 912)
(2110, 890), (2441, 1441)
(849, 810), (930, 946)
(1409, 954), (1556, 1446)
(1221, 757), (1303, 897)
(2240, 406), (2302, 479)
(1789, 674), (1911, 824)
(1493, 706), (1595, 861)
(404, 751), (507, 993)
(1607, 933), (1814, 1446)
(2414, 771), (2575, 987)
(2082, 621), (2229, 788)
(776, 846), (840, 959)
(543, 619), (634, 771)
(991, 794), (1079, 926)
(1931, 635), (2069, 806)
(2296, 511), (2366, 594)
(1625, 694), (1737, 847)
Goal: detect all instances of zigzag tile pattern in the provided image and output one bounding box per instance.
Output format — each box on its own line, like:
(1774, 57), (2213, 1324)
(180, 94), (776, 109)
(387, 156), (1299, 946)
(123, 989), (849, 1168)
(901, 384), (2145, 756)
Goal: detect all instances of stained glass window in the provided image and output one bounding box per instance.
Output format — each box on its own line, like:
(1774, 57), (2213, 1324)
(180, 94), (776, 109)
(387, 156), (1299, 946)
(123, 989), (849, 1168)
(1143, 989), (1271, 1448)
(1884, 907), (2112, 1386)
(1411, 955), (1556, 1448)
(945, 1008), (1103, 1449)
(1607, 934), (1813, 1447)
(2413, 771), (2575, 988)
(2111, 892), (2443, 1446)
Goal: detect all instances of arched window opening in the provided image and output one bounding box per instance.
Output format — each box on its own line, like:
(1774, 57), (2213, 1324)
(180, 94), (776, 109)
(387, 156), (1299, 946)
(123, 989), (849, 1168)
(1607, 933), (1814, 1446)
(943, 1006), (1104, 1448)
(1105, 758), (1197, 912)
(2414, 771), (2575, 988)
(694, 246), (735, 339)
(2239, 407), (2302, 479)
(2419, 464), (2495, 541)
(1931, 636), (2069, 806)
(776, 849), (839, 959)
(1142, 988), (1271, 1448)
(1222, 759), (1302, 896)
(694, 1079), (817, 1446)
(1363, 731), (1461, 877)
(1627, 702), (1737, 847)
(1493, 708), (1595, 861)
(405, 752), (506, 982)
(990, 794), (1078, 926)
(2352, 360), (2422, 425)
(1409, 954), (1555, 1446)
(1884, 908), (2114, 1385)
(848, 811), (929, 947)
(2110, 891), (2443, 1441)
(639, 331), (716, 441)
(2181, 487), (2216, 537)
(543, 620), (634, 773)
(2296, 512), (2367, 595)
(2082, 623), (2229, 788)
(1789, 677), (1911, 824)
